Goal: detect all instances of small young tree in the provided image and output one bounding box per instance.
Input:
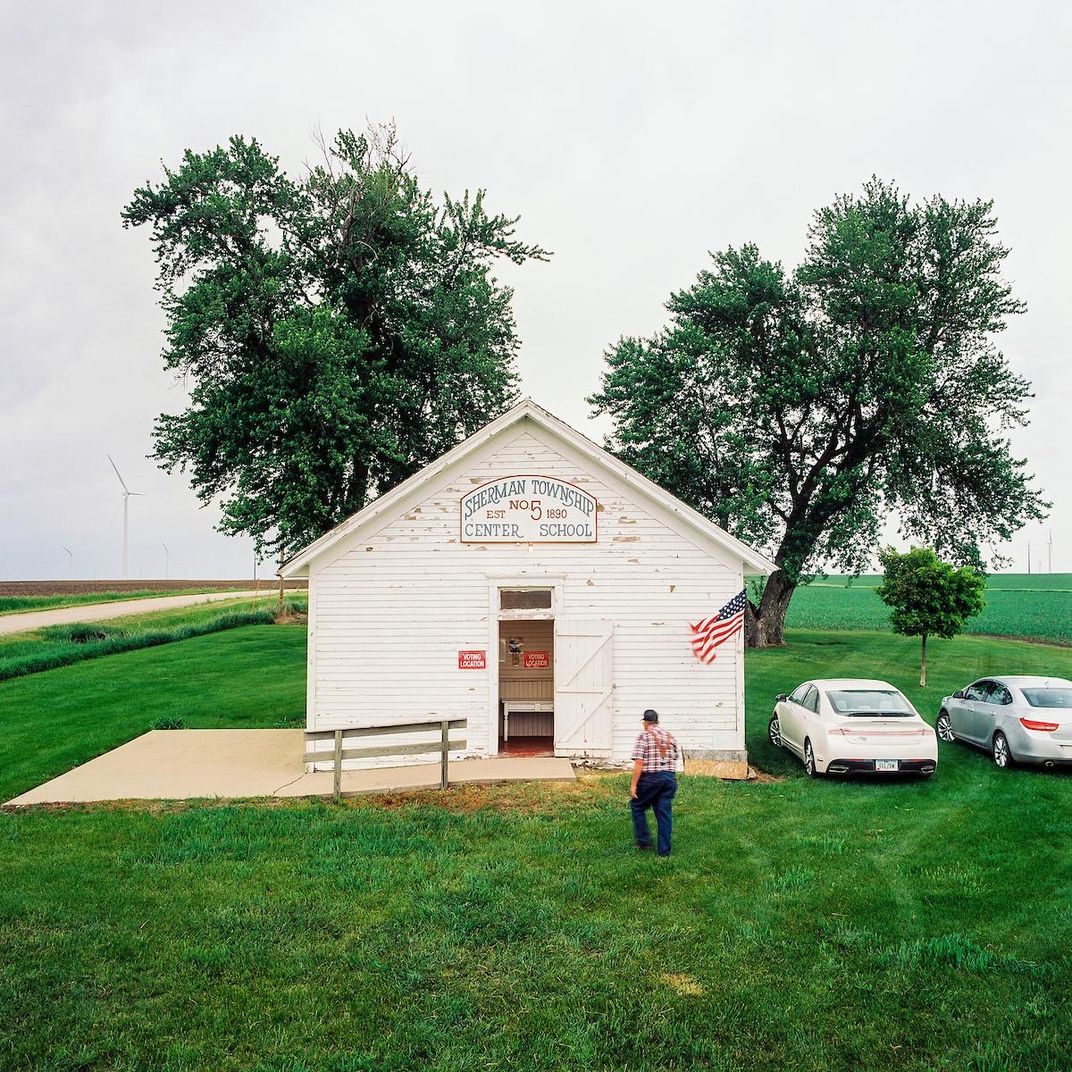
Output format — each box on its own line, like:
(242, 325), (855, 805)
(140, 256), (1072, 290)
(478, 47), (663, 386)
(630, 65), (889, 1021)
(876, 547), (985, 686)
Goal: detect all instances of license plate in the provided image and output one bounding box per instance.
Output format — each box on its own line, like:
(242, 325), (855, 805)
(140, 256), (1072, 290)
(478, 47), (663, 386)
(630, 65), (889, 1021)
(875, 759), (899, 772)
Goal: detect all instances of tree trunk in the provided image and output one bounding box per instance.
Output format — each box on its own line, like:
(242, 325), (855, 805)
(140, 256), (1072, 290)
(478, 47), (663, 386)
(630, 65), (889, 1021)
(278, 547), (285, 615)
(920, 634), (927, 687)
(745, 569), (797, 648)
(346, 457), (369, 516)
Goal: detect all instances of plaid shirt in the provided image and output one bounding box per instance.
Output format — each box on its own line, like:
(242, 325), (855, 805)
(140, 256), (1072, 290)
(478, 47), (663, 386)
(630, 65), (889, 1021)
(631, 727), (679, 773)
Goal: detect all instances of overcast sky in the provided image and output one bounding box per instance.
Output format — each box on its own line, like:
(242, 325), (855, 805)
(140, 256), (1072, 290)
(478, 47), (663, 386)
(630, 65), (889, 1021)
(1, 0), (1068, 580)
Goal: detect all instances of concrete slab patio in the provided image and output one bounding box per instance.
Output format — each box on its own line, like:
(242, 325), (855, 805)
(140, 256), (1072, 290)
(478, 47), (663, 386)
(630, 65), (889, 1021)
(4, 729), (576, 806)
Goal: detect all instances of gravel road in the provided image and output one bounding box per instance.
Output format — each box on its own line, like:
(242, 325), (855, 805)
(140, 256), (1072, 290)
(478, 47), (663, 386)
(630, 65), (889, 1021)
(0, 591), (276, 637)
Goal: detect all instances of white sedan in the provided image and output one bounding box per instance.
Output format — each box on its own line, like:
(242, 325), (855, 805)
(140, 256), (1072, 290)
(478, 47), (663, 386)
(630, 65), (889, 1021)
(768, 678), (938, 778)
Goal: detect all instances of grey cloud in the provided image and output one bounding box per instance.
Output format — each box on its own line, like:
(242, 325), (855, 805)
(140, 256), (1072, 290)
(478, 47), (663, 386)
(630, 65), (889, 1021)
(2, 0), (1068, 577)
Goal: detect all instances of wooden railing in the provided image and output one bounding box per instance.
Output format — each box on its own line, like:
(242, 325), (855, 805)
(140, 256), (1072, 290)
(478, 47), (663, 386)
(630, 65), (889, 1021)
(304, 718), (468, 801)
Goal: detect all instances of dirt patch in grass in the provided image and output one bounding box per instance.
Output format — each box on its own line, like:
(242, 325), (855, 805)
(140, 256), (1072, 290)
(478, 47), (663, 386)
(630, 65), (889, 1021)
(6, 767), (785, 817)
(4, 777), (618, 817)
(3, 798), (199, 816)
(346, 775), (620, 815)
(747, 766), (786, 784)
(274, 609), (308, 626)
(6, 762), (790, 818)
(661, 972), (706, 996)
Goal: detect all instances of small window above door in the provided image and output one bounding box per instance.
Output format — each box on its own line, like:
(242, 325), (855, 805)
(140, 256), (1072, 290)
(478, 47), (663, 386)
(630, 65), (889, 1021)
(500, 589), (553, 611)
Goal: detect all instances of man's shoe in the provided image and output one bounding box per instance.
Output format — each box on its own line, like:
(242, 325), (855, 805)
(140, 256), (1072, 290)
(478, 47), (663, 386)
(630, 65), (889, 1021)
(636, 843), (654, 852)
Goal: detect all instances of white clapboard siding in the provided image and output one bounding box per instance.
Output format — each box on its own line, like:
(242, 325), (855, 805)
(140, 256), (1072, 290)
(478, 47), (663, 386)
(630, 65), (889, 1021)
(308, 428), (745, 767)
(500, 710), (554, 737)
(499, 680), (554, 701)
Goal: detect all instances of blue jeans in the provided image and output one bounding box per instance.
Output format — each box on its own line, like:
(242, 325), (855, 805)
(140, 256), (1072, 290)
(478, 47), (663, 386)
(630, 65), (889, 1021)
(631, 771), (677, 856)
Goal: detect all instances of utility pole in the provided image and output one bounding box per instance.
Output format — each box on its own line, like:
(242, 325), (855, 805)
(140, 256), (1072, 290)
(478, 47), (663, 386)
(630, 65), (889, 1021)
(1027, 541), (1031, 575)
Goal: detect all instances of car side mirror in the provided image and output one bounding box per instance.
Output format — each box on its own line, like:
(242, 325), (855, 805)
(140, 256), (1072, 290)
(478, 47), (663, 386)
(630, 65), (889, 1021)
(775, 693), (788, 703)
(952, 690), (966, 700)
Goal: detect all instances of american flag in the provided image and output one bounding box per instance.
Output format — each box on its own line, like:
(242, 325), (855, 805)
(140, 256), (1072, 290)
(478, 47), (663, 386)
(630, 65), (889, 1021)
(690, 589), (747, 663)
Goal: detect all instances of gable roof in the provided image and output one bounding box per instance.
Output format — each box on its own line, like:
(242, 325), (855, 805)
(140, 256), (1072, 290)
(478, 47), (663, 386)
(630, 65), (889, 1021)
(280, 398), (777, 577)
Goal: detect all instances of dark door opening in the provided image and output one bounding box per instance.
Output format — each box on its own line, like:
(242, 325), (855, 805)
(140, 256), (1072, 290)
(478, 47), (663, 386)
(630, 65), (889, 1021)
(498, 616), (554, 756)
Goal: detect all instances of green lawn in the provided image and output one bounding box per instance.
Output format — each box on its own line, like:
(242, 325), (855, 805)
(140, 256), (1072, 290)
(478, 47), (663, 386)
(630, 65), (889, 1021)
(0, 625), (308, 802)
(787, 572), (1072, 644)
(2, 624), (1072, 1070)
(0, 595), (307, 682)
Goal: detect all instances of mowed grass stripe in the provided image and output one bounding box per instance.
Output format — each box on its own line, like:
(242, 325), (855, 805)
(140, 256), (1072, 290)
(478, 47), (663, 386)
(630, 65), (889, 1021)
(1, 625), (1071, 1069)
(0, 595), (307, 683)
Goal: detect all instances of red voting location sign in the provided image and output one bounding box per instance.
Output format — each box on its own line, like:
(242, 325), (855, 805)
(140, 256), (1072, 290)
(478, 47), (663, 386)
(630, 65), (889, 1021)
(524, 650), (550, 669)
(458, 650), (486, 670)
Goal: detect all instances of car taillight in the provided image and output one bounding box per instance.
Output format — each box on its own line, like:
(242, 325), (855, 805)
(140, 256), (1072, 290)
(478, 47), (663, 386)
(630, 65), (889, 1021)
(1020, 717), (1060, 732)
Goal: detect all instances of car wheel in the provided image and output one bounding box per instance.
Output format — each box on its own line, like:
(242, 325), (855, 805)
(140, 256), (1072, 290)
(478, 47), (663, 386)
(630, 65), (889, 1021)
(804, 738), (820, 778)
(768, 714), (782, 749)
(992, 731), (1013, 769)
(936, 710), (955, 743)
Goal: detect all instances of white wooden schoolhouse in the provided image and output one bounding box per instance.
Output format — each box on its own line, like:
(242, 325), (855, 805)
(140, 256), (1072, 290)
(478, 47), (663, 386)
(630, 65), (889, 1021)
(281, 400), (774, 771)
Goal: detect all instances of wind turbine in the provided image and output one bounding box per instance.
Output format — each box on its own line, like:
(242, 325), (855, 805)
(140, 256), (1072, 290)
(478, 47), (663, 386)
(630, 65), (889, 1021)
(107, 455), (145, 579)
(62, 545), (73, 579)
(162, 541), (170, 581)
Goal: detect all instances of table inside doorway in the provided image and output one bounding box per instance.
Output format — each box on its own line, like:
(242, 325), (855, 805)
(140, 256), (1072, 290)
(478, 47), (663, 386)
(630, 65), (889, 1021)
(502, 700), (554, 742)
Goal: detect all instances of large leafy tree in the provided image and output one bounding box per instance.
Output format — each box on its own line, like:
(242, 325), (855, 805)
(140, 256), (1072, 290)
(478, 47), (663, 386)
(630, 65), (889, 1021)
(590, 178), (1046, 646)
(123, 126), (548, 561)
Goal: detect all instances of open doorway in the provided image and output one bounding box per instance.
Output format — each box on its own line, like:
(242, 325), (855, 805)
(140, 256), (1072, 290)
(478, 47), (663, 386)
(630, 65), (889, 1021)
(498, 590), (554, 757)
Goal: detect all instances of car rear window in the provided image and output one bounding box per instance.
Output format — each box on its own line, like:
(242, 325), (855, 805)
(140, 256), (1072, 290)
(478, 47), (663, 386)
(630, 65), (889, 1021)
(827, 690), (915, 717)
(1021, 688), (1072, 709)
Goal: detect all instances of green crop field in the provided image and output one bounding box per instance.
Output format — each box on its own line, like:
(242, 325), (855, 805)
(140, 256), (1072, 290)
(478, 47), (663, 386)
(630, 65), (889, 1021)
(2, 617), (1072, 1071)
(786, 573), (1072, 644)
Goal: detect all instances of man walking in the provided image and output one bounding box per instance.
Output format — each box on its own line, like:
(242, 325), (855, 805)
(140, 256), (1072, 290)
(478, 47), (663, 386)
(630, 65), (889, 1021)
(629, 709), (680, 857)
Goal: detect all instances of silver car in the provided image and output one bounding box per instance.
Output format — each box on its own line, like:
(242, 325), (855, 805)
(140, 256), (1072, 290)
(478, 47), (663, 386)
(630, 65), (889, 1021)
(937, 676), (1072, 769)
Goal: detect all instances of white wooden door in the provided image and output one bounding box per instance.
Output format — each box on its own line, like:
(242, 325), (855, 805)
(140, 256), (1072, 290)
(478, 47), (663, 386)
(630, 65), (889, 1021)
(554, 619), (613, 757)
